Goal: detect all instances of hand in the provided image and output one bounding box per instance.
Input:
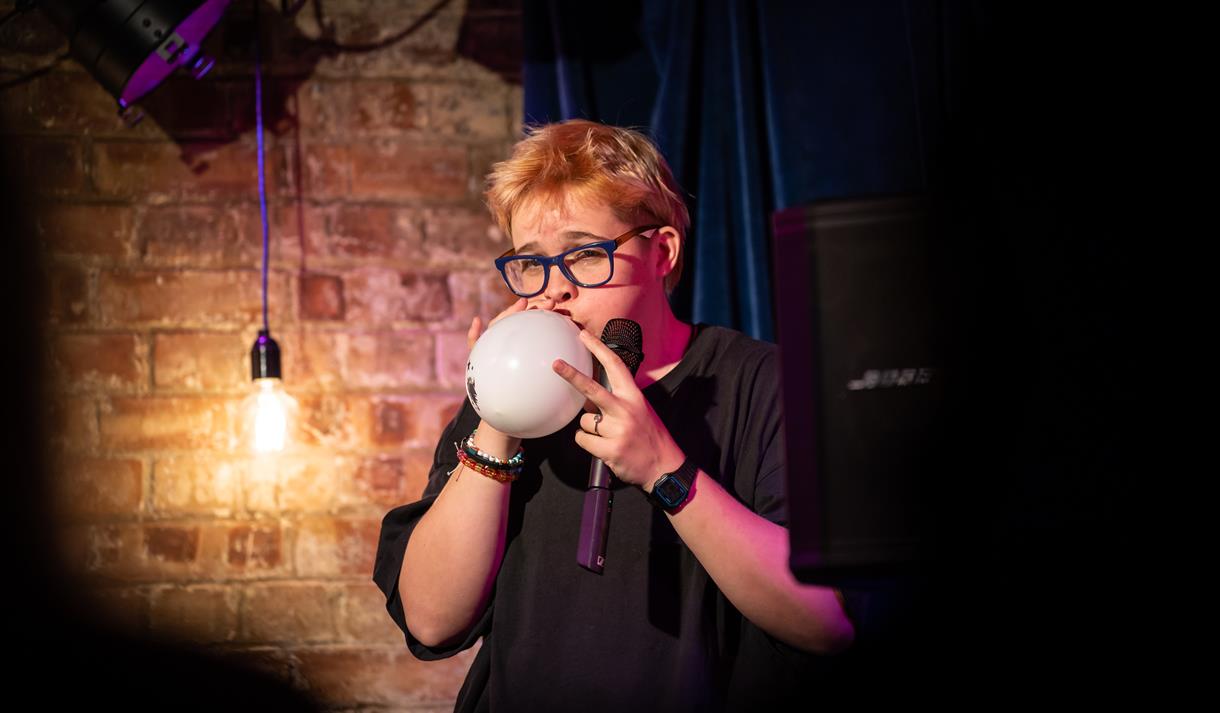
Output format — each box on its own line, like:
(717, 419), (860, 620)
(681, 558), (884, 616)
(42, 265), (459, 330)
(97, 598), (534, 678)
(467, 297), (527, 350)
(551, 329), (686, 490)
(466, 298), (528, 453)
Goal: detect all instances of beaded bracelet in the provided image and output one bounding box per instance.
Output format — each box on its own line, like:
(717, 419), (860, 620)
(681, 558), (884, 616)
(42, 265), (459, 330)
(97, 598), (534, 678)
(455, 446), (520, 483)
(463, 427), (525, 469)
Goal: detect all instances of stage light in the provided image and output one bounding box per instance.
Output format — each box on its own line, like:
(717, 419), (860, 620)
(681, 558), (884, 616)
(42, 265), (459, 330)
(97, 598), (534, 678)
(37, 0), (232, 122)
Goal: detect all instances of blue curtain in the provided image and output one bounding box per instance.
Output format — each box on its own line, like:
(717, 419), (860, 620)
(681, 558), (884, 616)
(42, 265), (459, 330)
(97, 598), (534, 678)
(522, 0), (953, 342)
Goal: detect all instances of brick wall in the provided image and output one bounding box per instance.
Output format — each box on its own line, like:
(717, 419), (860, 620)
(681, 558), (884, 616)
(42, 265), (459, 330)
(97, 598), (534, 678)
(3, 1), (521, 709)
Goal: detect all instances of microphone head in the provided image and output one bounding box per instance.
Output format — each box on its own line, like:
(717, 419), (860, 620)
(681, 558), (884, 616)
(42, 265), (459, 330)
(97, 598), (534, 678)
(600, 319), (645, 376)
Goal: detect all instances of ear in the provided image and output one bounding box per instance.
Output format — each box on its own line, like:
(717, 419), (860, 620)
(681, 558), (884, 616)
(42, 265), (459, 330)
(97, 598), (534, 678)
(651, 227), (682, 282)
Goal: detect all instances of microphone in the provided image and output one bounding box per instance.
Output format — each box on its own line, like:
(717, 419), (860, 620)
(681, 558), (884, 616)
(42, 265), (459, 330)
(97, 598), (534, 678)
(577, 319), (644, 574)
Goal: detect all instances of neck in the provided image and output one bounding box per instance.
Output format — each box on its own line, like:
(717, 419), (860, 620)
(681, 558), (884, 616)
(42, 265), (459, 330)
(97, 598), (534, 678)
(633, 298), (692, 389)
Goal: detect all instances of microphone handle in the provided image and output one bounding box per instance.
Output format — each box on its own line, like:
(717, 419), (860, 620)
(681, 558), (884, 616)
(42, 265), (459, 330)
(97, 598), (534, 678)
(576, 485), (612, 573)
(577, 361), (616, 573)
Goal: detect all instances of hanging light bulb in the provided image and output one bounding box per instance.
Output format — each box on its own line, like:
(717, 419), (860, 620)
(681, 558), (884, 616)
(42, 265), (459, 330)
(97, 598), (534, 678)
(241, 2), (295, 455)
(245, 330), (297, 453)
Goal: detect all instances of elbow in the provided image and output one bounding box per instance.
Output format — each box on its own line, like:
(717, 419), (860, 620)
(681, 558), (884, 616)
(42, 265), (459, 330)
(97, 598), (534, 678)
(407, 620), (445, 649)
(402, 599), (455, 648)
(402, 591), (467, 649)
(793, 594), (857, 655)
(821, 615), (856, 655)
(795, 615), (855, 656)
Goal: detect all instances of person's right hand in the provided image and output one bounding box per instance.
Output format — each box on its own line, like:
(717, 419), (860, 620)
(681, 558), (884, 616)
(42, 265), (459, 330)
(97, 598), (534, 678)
(467, 297), (528, 351)
(466, 297), (528, 453)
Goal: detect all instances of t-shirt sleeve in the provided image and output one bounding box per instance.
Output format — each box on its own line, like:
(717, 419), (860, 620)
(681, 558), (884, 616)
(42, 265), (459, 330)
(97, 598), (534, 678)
(747, 346), (789, 527)
(371, 396), (490, 661)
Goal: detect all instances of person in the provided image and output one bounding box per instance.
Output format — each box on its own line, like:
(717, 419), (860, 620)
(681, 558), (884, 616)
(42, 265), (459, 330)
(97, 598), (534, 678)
(373, 119), (857, 712)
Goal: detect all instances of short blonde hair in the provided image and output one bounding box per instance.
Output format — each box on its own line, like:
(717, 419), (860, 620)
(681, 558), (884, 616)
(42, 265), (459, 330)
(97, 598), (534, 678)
(485, 119), (691, 295)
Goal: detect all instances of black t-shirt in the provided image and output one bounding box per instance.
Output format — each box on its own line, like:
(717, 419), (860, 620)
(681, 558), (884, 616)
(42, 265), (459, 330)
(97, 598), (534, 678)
(373, 322), (857, 712)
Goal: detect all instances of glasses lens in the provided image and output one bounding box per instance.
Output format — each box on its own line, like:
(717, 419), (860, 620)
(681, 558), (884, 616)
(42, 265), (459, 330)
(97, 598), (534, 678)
(564, 245), (612, 286)
(504, 257), (545, 296)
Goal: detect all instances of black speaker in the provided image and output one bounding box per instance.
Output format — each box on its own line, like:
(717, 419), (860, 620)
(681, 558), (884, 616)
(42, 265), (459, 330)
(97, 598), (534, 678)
(772, 195), (948, 586)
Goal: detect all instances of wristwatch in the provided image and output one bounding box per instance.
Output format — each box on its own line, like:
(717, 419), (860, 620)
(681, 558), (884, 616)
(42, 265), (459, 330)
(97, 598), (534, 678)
(645, 458), (697, 513)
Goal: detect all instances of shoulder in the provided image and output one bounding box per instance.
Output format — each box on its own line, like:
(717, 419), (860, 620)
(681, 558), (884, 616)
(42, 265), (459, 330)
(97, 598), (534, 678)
(696, 324), (778, 375)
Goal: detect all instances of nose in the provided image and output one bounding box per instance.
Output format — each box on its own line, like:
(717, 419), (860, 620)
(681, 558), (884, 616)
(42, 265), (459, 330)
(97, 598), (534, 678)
(539, 261), (575, 304)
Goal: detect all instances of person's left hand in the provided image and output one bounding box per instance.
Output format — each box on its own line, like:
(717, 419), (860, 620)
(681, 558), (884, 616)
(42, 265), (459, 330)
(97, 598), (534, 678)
(551, 329), (686, 491)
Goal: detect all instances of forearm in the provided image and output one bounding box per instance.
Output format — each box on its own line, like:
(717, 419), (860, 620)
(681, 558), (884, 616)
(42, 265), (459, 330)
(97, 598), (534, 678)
(665, 470), (856, 655)
(399, 425), (517, 647)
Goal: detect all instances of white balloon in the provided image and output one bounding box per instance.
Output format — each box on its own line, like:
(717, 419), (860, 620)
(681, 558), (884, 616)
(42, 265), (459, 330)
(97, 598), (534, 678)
(465, 309), (593, 439)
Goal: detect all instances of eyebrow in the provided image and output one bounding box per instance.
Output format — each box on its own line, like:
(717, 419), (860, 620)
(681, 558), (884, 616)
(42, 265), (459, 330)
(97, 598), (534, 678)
(514, 231), (607, 255)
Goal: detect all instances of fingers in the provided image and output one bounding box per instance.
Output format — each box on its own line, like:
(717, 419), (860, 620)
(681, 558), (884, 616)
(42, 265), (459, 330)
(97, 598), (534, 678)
(575, 329), (634, 395)
(488, 297), (528, 328)
(552, 358), (615, 414)
(466, 315), (481, 351)
(468, 298), (526, 351)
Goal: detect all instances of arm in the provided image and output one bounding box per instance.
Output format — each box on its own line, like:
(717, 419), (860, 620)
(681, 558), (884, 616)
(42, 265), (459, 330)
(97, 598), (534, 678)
(398, 423), (518, 648)
(652, 467), (856, 655)
(398, 302), (530, 648)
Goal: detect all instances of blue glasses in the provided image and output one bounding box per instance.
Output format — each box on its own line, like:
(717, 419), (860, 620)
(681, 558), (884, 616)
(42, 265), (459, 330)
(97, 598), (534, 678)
(494, 225), (661, 298)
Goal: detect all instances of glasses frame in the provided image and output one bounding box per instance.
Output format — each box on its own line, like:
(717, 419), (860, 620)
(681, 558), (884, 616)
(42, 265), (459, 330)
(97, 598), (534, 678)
(494, 224), (663, 298)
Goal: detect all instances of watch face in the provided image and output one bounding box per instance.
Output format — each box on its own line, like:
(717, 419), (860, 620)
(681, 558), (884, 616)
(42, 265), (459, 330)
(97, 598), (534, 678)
(655, 476), (687, 507)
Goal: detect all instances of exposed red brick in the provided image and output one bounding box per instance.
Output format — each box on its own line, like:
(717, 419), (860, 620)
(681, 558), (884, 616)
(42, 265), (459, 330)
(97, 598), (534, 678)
(349, 141), (467, 201)
(31, 71), (129, 135)
(344, 269), (452, 325)
(151, 455), (242, 516)
(371, 401), (410, 446)
(152, 332), (245, 392)
(299, 273), (344, 320)
(16, 138), (87, 197)
(344, 331), (435, 389)
(345, 455), (409, 510)
(100, 396), (235, 450)
(304, 204), (423, 264)
(296, 80), (350, 137)
(339, 582), (404, 645)
(420, 207), (506, 267)
(144, 524), (200, 564)
(97, 270), (289, 328)
(232, 202), (306, 269)
(227, 523), (283, 570)
(292, 143), (351, 199)
(350, 79), (419, 133)
(292, 394), (366, 450)
(44, 264), (91, 325)
(148, 585), (240, 642)
(138, 205), (257, 268)
(426, 82), (509, 139)
(277, 329), (345, 390)
(242, 582), (336, 643)
(49, 332), (147, 391)
(45, 396), (98, 450)
(293, 516), (379, 578)
(261, 455), (342, 514)
(36, 203), (134, 260)
(435, 329), (470, 389)
(50, 455), (144, 520)
(402, 447), (436, 500)
(92, 140), (269, 201)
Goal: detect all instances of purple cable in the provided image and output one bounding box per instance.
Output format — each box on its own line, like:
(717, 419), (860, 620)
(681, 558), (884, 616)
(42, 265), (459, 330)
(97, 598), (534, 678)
(253, 0), (270, 333)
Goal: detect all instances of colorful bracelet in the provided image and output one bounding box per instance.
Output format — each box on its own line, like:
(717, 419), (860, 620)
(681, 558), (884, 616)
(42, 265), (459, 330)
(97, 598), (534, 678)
(463, 427), (525, 469)
(455, 446), (520, 483)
